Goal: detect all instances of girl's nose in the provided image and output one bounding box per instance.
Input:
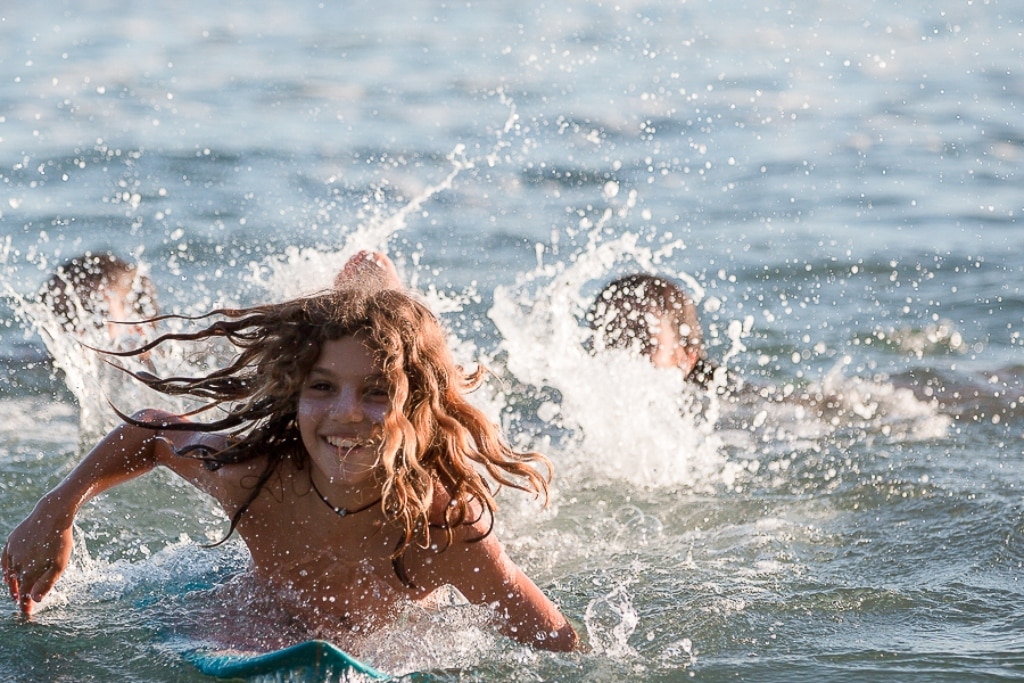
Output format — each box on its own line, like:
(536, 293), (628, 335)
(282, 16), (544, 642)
(330, 388), (364, 422)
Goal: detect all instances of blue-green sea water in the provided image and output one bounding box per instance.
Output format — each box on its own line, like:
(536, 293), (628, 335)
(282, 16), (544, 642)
(1, 1), (1022, 681)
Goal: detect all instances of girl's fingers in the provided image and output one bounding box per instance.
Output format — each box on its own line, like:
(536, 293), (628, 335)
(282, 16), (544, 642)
(18, 589), (34, 616)
(2, 549), (60, 611)
(30, 566), (61, 604)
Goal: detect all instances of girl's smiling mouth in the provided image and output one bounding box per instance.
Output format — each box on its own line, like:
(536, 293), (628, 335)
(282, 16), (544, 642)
(325, 436), (371, 450)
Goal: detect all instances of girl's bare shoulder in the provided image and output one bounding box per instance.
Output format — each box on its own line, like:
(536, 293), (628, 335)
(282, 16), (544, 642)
(132, 409), (277, 509)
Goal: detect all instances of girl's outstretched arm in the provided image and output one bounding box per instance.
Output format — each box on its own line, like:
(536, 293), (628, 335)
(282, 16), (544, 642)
(1, 409), (225, 616)
(437, 531), (580, 652)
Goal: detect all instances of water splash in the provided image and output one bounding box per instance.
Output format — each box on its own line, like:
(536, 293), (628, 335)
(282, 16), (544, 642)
(865, 319), (966, 358)
(0, 243), (181, 438)
(250, 144), (477, 301)
(251, 94), (522, 302)
(813, 359), (952, 442)
(584, 585), (639, 659)
(488, 221), (741, 489)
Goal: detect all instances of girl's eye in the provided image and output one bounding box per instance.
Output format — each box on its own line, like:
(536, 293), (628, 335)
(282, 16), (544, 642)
(309, 381), (333, 392)
(365, 385), (390, 400)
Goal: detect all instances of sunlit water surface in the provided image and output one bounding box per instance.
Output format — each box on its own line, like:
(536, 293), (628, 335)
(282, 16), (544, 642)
(1, 1), (1023, 681)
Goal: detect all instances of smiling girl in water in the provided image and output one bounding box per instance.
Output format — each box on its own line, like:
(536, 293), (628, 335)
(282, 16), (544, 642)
(2, 252), (579, 653)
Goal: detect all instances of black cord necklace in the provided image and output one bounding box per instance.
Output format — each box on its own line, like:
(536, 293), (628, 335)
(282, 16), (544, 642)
(309, 475), (382, 518)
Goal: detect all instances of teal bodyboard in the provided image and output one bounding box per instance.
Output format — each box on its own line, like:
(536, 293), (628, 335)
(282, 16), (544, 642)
(187, 639), (391, 680)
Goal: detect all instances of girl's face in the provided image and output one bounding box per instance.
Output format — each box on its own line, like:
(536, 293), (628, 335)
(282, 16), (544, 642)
(297, 335), (391, 487)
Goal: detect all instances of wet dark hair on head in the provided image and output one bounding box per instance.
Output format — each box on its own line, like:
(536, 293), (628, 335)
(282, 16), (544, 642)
(107, 285), (552, 575)
(587, 273), (718, 387)
(588, 274), (702, 354)
(40, 252), (158, 328)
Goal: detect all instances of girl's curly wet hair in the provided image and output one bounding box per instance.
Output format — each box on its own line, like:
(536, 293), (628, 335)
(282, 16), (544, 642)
(108, 286), (551, 573)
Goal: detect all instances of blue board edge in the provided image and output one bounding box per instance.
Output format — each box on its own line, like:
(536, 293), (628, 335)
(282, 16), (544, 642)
(186, 639), (392, 680)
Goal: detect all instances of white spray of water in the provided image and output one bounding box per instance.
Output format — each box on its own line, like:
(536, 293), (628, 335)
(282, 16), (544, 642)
(488, 215), (744, 489)
(0, 239), (186, 438)
(24, 527), (162, 617)
(813, 357), (952, 441)
(251, 92), (522, 301)
(249, 144), (476, 300)
(584, 585), (639, 659)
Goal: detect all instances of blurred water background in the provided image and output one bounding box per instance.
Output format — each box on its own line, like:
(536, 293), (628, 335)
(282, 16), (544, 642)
(1, 1), (1023, 681)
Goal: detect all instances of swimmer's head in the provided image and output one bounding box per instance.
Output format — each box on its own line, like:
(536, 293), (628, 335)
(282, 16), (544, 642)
(40, 252), (158, 341)
(587, 273), (705, 376)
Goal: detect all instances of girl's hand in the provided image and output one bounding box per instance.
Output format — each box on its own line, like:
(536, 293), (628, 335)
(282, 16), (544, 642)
(2, 495), (75, 616)
(0, 414), (218, 618)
